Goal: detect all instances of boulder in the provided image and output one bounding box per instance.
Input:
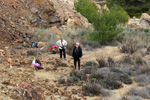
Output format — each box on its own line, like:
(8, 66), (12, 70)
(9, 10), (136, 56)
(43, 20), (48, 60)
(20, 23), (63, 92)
(67, 18), (75, 29)
(67, 17), (83, 29)
(50, 26), (62, 35)
(74, 17), (83, 27)
(103, 4), (109, 11)
(6, 58), (13, 65)
(141, 13), (150, 20)
(0, 49), (4, 52)
(50, 16), (60, 23)
(140, 19), (150, 27)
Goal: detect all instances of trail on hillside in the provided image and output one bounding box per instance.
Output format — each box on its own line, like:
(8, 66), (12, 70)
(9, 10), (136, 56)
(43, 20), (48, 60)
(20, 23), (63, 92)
(33, 46), (130, 100)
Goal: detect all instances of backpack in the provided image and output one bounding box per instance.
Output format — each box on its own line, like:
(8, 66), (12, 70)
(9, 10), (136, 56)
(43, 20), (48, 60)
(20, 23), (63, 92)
(32, 41), (38, 48)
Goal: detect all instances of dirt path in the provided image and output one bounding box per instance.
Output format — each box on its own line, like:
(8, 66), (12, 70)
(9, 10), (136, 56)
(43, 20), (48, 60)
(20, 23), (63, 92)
(34, 46), (125, 81)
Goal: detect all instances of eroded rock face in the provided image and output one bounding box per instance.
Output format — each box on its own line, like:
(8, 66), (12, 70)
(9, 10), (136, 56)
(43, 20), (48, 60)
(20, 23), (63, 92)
(0, 0), (92, 48)
(141, 13), (150, 21)
(51, 0), (92, 29)
(128, 13), (150, 28)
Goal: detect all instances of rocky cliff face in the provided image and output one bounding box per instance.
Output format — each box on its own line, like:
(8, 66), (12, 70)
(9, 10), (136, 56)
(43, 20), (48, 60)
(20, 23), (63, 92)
(128, 13), (150, 28)
(0, 0), (91, 48)
(0, 0), (57, 47)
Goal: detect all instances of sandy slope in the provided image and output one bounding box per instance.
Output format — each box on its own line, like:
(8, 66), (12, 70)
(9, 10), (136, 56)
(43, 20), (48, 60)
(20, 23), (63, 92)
(0, 46), (148, 100)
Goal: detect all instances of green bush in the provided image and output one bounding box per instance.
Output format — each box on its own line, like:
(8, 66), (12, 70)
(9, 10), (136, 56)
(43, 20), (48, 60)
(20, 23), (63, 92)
(76, 71), (83, 79)
(88, 5), (128, 43)
(71, 76), (80, 83)
(98, 78), (122, 90)
(75, 0), (129, 44)
(84, 61), (98, 67)
(144, 29), (149, 33)
(74, 0), (98, 23)
(120, 76), (133, 84)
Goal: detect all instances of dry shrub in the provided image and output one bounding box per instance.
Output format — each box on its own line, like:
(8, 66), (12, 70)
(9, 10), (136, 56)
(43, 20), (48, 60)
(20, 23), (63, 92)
(120, 40), (137, 54)
(80, 40), (101, 51)
(120, 75), (132, 84)
(96, 57), (107, 68)
(70, 70), (82, 80)
(147, 45), (150, 53)
(127, 87), (150, 99)
(71, 76), (80, 83)
(119, 66), (135, 76)
(82, 83), (101, 96)
(97, 78), (122, 90)
(120, 27), (150, 48)
(119, 55), (133, 65)
(27, 50), (37, 56)
(66, 42), (75, 56)
(58, 78), (66, 84)
(91, 67), (131, 89)
(34, 28), (58, 42)
(107, 57), (115, 66)
(120, 95), (143, 100)
(135, 74), (150, 86)
(139, 65), (150, 74)
(134, 55), (145, 65)
(82, 66), (93, 75)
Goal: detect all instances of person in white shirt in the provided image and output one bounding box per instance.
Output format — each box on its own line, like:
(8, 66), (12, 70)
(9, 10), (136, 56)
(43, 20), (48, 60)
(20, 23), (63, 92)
(56, 37), (67, 60)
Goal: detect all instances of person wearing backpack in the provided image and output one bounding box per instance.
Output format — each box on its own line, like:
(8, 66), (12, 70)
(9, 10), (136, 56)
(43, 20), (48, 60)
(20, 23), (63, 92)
(56, 37), (67, 60)
(72, 42), (82, 70)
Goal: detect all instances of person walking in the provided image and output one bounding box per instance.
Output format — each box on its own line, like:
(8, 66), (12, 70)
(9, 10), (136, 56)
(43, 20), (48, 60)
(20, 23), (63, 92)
(72, 42), (82, 70)
(56, 37), (67, 60)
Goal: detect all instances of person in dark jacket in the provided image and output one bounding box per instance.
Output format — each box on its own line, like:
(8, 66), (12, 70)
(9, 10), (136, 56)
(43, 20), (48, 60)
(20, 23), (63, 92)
(72, 42), (82, 70)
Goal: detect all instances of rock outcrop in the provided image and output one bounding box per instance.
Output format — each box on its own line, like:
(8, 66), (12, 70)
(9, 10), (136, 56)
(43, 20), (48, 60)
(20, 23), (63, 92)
(0, 0), (91, 48)
(128, 13), (150, 28)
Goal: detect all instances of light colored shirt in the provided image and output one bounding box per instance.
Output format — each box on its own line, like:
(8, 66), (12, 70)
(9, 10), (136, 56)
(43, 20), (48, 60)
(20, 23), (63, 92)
(56, 40), (67, 49)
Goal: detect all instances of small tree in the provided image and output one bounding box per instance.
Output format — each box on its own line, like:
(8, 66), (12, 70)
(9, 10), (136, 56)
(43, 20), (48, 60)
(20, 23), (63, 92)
(91, 5), (129, 43)
(75, 0), (129, 44)
(74, 0), (98, 23)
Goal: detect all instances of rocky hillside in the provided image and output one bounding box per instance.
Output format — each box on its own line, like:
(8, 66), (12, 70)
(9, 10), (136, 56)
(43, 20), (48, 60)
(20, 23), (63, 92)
(0, 0), (90, 48)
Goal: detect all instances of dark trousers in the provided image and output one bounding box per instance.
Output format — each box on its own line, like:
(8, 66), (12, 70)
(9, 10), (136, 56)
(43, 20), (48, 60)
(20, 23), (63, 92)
(74, 58), (80, 70)
(59, 49), (66, 59)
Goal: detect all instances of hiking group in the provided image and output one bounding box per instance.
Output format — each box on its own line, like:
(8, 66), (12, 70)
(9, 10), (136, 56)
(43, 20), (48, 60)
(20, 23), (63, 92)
(56, 37), (82, 70)
(32, 37), (83, 70)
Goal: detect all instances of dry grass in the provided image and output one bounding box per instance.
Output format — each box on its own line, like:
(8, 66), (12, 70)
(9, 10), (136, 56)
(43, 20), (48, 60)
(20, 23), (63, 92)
(120, 27), (150, 48)
(34, 28), (58, 43)
(119, 40), (137, 54)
